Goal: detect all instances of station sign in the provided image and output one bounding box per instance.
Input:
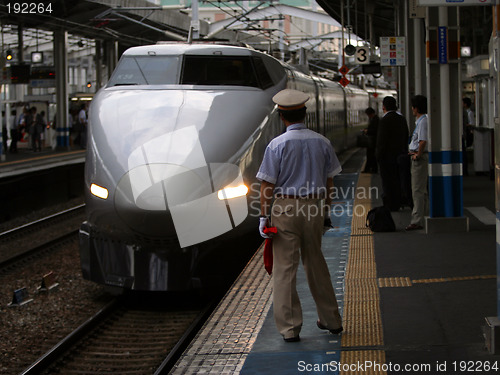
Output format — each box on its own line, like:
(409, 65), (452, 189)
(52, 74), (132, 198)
(438, 27), (448, 64)
(355, 46), (370, 65)
(380, 37), (406, 66)
(417, 0), (494, 6)
(339, 76), (350, 87)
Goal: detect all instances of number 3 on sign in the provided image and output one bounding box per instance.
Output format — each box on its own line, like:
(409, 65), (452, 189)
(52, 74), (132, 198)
(355, 46), (370, 64)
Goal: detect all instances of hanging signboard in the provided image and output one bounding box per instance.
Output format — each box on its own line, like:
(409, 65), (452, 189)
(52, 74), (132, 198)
(380, 37), (406, 67)
(410, 0), (426, 18)
(355, 46), (370, 65)
(417, 0), (493, 6)
(438, 27), (448, 64)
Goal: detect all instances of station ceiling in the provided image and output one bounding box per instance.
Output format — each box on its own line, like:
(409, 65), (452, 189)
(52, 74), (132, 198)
(316, 0), (397, 42)
(0, 0), (193, 46)
(0, 1), (493, 57)
(0, 0), (400, 48)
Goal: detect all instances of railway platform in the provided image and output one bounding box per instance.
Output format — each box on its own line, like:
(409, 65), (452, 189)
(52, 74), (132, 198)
(172, 158), (499, 374)
(0, 142), (85, 179)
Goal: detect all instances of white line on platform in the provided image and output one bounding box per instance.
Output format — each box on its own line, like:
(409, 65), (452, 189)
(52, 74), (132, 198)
(465, 206), (496, 225)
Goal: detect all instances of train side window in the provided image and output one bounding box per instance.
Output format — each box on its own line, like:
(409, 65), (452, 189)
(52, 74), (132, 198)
(260, 55), (287, 85)
(181, 56), (259, 87)
(252, 56), (273, 89)
(108, 56), (179, 86)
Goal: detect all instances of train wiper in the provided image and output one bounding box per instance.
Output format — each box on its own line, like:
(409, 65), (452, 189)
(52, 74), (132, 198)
(113, 83), (139, 86)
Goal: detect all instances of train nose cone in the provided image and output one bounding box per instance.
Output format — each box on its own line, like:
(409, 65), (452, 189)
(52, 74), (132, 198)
(114, 126), (248, 248)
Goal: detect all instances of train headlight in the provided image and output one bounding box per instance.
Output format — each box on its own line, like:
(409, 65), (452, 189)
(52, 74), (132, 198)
(90, 183), (109, 200)
(217, 184), (248, 200)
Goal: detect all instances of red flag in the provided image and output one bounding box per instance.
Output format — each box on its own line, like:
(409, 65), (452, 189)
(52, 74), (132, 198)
(263, 226), (277, 275)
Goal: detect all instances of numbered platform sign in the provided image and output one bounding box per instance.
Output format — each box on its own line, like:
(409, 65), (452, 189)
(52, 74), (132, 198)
(355, 46), (370, 65)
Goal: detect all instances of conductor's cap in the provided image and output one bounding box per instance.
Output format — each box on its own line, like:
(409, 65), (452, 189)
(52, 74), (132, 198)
(273, 89), (309, 111)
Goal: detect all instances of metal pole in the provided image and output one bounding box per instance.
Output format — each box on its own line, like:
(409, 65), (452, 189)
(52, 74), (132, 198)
(414, 18), (422, 95)
(54, 30), (69, 149)
(191, 0), (200, 40)
(439, 7), (451, 152)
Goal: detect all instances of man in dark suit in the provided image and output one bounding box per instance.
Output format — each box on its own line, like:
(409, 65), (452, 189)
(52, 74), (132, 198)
(376, 96), (409, 211)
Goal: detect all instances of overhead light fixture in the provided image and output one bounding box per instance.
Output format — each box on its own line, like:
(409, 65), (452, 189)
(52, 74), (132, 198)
(461, 46), (471, 57)
(31, 51), (43, 63)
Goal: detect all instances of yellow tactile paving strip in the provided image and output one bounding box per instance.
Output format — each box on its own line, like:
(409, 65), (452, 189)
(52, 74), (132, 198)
(339, 173), (496, 374)
(341, 173), (387, 374)
(341, 351), (387, 375)
(379, 274), (496, 287)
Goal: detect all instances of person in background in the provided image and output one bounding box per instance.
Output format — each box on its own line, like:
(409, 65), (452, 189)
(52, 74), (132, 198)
(257, 89), (343, 343)
(78, 103), (88, 149)
(462, 97), (475, 176)
(406, 95), (429, 231)
(31, 107), (43, 152)
(1, 111), (7, 154)
(9, 110), (18, 153)
(376, 96), (409, 211)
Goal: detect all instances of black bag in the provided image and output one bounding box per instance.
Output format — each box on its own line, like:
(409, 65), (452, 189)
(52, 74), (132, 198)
(356, 133), (370, 148)
(366, 206), (396, 232)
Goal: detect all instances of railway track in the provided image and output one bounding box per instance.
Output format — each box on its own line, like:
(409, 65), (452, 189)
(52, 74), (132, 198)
(21, 295), (215, 375)
(0, 204), (85, 269)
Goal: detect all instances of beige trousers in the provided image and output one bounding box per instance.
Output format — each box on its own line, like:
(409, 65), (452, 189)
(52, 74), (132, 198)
(271, 197), (342, 339)
(410, 154), (429, 226)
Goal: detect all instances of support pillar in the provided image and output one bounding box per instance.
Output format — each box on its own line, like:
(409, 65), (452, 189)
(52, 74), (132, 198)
(105, 40), (119, 80)
(425, 6), (468, 232)
(54, 29), (69, 149)
(95, 40), (103, 90)
(485, 5), (500, 354)
(0, 98), (4, 161)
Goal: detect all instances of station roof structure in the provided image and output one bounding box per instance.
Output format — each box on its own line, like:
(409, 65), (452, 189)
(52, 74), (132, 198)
(316, 0), (397, 43)
(0, 0), (268, 48)
(0, 1), (493, 61)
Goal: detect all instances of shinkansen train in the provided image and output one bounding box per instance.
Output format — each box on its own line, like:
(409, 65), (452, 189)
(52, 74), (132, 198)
(79, 42), (395, 292)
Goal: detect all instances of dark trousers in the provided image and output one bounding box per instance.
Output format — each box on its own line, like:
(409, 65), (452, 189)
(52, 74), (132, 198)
(462, 137), (468, 176)
(9, 129), (18, 152)
(378, 157), (402, 211)
(364, 146), (378, 172)
(31, 126), (42, 151)
(397, 154), (412, 208)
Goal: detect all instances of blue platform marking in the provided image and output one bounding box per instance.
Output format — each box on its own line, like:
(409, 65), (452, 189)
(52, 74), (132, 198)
(428, 151), (464, 217)
(241, 173), (358, 375)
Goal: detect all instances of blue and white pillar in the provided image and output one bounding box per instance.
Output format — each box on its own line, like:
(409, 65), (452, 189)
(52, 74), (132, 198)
(425, 6), (468, 232)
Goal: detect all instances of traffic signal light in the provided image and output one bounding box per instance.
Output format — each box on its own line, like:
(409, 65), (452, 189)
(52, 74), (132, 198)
(5, 50), (13, 61)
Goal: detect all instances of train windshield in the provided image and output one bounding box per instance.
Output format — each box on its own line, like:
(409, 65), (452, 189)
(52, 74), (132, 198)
(108, 56), (180, 86)
(181, 56), (260, 87)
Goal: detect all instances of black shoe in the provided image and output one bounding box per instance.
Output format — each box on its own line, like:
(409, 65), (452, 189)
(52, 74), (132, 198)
(283, 335), (300, 342)
(405, 224), (423, 231)
(317, 320), (343, 334)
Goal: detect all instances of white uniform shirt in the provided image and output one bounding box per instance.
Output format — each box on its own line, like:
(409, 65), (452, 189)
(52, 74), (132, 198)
(256, 123), (341, 196)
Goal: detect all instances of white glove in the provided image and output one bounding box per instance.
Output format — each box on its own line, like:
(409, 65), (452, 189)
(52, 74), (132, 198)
(259, 216), (273, 239)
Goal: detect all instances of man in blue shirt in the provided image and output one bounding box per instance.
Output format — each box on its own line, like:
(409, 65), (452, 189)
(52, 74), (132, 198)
(406, 95), (429, 231)
(257, 89), (343, 342)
